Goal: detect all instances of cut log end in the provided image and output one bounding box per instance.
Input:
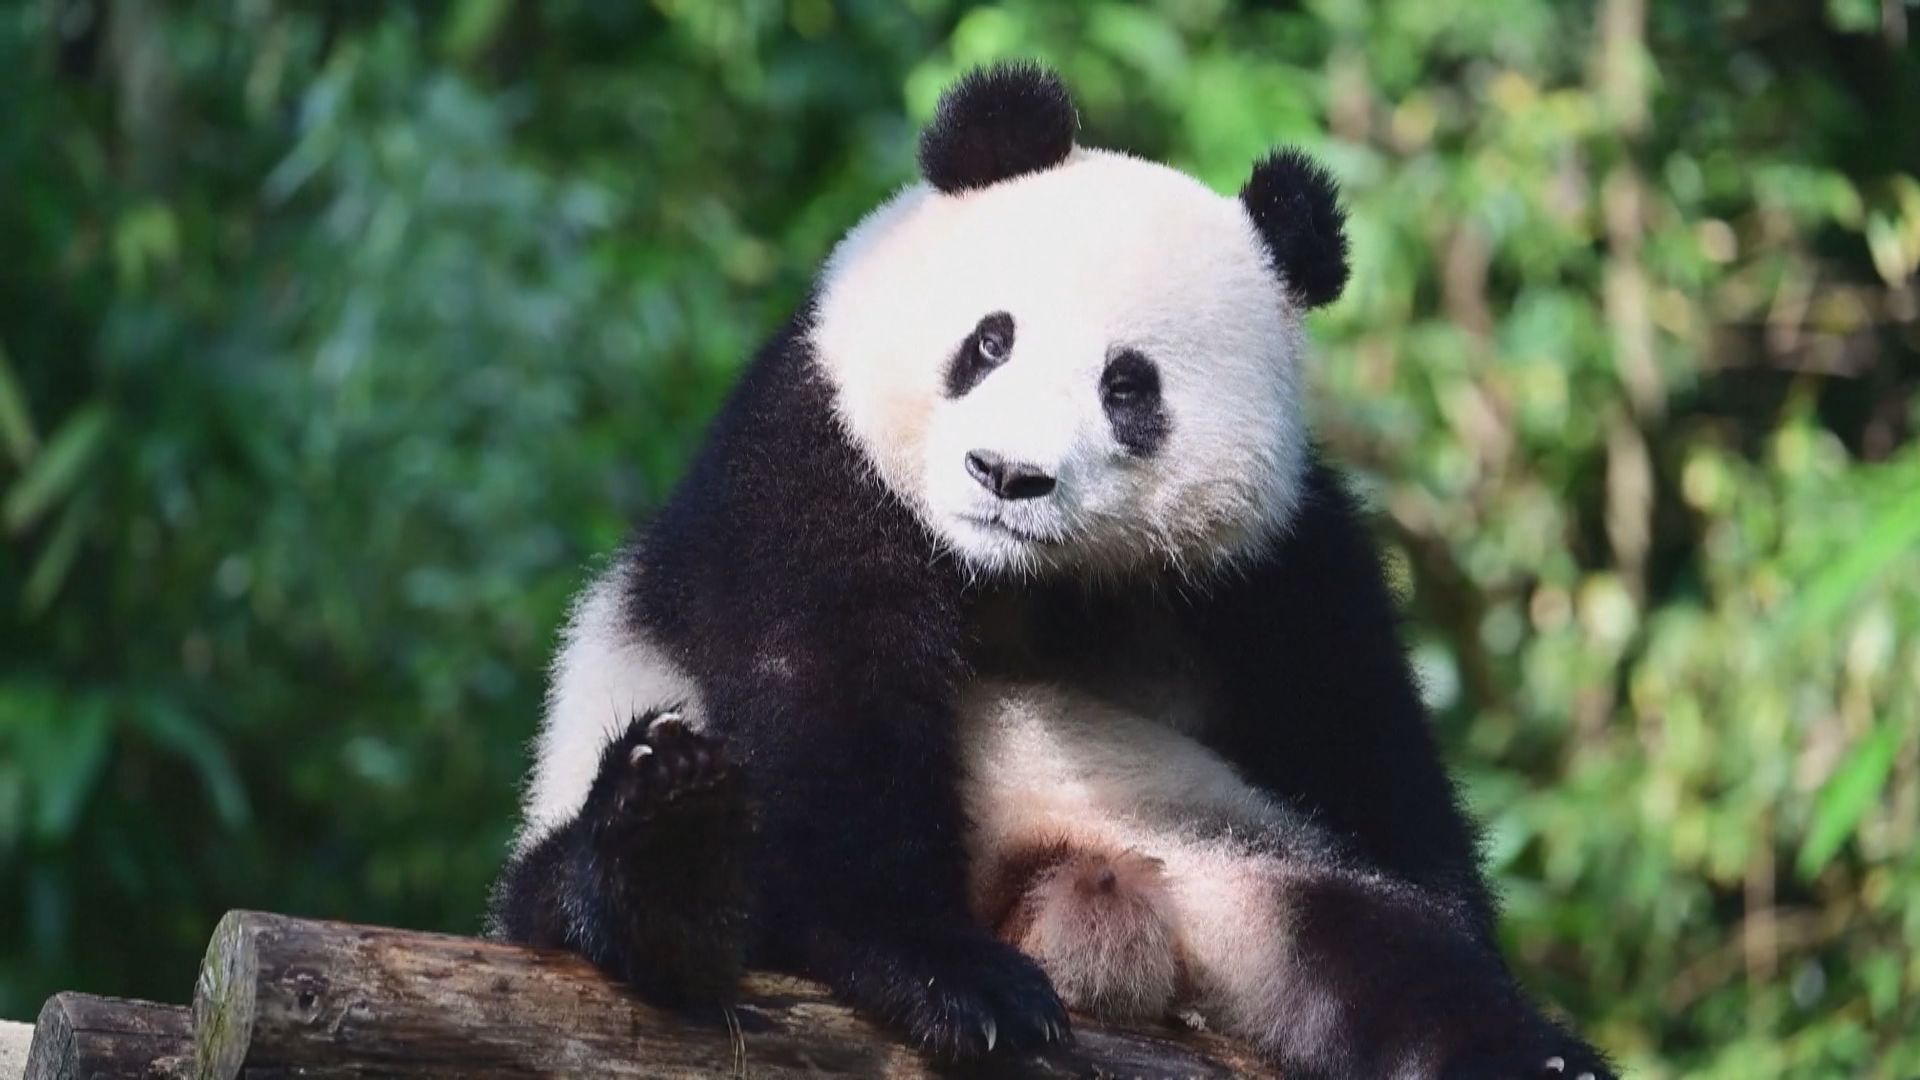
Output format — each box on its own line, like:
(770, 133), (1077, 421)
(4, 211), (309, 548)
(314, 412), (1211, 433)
(190, 911), (258, 1080)
(22, 993), (191, 1080)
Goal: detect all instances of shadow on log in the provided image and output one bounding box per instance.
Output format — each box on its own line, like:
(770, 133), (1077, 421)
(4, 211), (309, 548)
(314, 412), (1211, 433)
(23, 994), (191, 1080)
(194, 910), (1277, 1078)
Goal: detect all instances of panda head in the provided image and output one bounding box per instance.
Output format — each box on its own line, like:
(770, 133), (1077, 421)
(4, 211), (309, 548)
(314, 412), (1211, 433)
(813, 62), (1348, 579)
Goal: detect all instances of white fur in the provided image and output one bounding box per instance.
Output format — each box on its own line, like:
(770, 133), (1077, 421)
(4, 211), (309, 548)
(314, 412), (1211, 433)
(957, 680), (1325, 1047)
(1011, 849), (1184, 1020)
(516, 559), (703, 849)
(1159, 841), (1346, 1065)
(956, 680), (1287, 855)
(812, 148), (1310, 579)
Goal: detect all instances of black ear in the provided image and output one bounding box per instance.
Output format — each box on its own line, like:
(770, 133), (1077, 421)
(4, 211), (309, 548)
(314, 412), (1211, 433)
(918, 62), (1078, 194)
(1239, 149), (1350, 309)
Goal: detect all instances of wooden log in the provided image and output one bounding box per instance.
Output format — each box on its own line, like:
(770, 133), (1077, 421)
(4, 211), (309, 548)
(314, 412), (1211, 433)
(22, 994), (191, 1080)
(194, 910), (1276, 1079)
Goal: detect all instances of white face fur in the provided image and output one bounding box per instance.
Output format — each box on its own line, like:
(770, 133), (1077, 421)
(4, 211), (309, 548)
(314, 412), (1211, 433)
(812, 148), (1311, 580)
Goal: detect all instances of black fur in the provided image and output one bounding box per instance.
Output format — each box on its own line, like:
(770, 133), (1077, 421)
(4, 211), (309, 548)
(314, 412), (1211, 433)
(1279, 863), (1612, 1080)
(486, 710), (747, 1008)
(1240, 149), (1351, 309)
(945, 311), (1015, 398)
(919, 62), (1078, 194)
(1100, 349), (1168, 457)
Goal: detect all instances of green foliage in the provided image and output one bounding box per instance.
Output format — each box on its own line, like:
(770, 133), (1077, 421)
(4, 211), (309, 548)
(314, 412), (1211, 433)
(2, 2), (1916, 1075)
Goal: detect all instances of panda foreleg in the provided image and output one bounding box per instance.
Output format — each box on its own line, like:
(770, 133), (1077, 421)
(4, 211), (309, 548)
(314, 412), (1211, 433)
(728, 681), (1074, 1059)
(486, 709), (750, 1008)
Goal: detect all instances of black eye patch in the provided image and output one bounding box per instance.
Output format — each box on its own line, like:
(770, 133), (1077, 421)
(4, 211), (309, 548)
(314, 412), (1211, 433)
(1101, 349), (1169, 457)
(944, 312), (1015, 398)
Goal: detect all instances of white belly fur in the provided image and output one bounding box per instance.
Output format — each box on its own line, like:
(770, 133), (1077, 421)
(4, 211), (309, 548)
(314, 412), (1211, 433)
(957, 678), (1311, 1041)
(956, 678), (1285, 859)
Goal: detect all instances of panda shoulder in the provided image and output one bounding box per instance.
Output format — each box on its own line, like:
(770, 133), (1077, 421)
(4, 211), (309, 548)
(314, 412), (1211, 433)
(1255, 452), (1400, 607)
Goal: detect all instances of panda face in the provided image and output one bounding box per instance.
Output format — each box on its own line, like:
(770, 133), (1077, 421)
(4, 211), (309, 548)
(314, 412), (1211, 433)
(813, 149), (1311, 579)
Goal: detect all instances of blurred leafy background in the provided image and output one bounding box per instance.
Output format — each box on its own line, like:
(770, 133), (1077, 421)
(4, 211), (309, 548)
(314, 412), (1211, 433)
(2, 0), (1917, 1076)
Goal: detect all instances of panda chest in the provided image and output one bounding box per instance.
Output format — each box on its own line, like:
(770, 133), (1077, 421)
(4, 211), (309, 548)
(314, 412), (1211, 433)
(962, 589), (1220, 738)
(952, 591), (1279, 847)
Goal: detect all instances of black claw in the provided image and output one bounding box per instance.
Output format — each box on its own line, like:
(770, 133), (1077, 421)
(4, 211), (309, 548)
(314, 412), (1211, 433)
(830, 928), (1070, 1063)
(1442, 1025), (1614, 1080)
(1525, 1044), (1613, 1080)
(582, 708), (743, 847)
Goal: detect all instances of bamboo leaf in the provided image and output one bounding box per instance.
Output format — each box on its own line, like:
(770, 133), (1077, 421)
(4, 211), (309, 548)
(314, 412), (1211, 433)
(1777, 478), (1920, 643)
(21, 492), (96, 616)
(2, 403), (111, 535)
(136, 702), (251, 828)
(33, 696), (114, 841)
(0, 341), (37, 467)
(1797, 726), (1901, 878)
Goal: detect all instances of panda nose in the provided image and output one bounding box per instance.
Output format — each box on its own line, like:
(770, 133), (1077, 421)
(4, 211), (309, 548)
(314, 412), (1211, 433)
(966, 450), (1056, 500)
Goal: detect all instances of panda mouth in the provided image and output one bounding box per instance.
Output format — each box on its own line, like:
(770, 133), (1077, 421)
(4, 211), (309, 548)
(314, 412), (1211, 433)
(961, 514), (1063, 547)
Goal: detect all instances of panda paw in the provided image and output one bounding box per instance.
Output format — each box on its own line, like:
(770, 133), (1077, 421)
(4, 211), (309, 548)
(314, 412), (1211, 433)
(830, 926), (1072, 1061)
(1443, 1031), (1615, 1080)
(573, 708), (750, 1006)
(584, 708), (743, 847)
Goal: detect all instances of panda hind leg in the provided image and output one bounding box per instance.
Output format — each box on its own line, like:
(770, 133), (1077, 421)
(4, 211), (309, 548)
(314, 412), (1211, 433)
(1169, 851), (1615, 1080)
(997, 846), (1185, 1023)
(488, 709), (750, 1008)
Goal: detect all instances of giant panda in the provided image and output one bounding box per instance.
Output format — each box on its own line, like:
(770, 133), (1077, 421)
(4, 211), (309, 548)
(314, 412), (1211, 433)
(489, 63), (1613, 1080)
